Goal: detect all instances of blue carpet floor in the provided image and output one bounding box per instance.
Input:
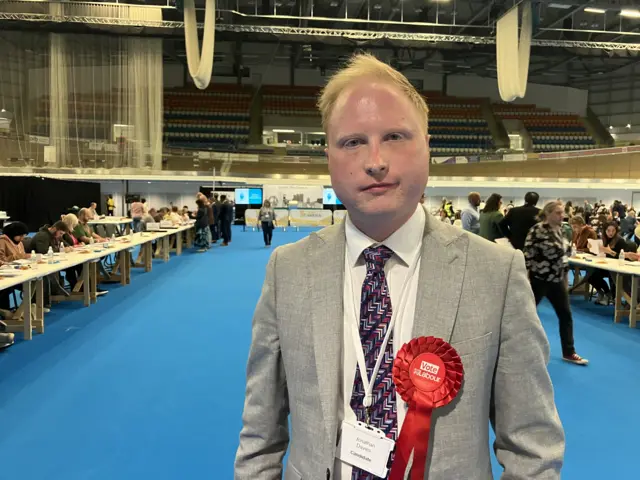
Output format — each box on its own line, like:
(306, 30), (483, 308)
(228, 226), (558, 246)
(0, 226), (639, 479)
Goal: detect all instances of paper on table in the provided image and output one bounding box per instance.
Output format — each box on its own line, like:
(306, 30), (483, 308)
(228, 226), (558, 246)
(587, 238), (604, 256)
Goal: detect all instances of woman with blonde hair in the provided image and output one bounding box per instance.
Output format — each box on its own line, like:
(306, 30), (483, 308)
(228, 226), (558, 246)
(258, 200), (277, 247)
(523, 200), (588, 365)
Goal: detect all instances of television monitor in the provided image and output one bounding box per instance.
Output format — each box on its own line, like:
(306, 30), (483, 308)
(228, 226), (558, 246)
(323, 187), (342, 205)
(235, 188), (263, 205)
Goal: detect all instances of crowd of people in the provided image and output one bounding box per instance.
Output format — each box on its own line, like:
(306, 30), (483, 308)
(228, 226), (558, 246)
(0, 192), (238, 347)
(434, 191), (640, 366)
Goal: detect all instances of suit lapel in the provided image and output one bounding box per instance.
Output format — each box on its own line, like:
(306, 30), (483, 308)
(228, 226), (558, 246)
(308, 222), (346, 450)
(412, 213), (468, 342)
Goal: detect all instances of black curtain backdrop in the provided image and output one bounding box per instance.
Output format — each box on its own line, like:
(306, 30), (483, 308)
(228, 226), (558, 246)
(0, 176), (101, 232)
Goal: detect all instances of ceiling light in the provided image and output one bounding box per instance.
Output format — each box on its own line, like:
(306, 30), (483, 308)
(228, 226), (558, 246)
(273, 129), (295, 133)
(584, 7), (606, 14)
(548, 3), (572, 9)
(627, 123), (632, 128)
(609, 125), (613, 129)
(621, 9), (640, 18)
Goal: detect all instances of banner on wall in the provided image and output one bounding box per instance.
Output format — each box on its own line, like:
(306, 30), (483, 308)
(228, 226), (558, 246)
(333, 210), (348, 223)
(245, 208), (289, 226)
(289, 209), (332, 227)
(245, 209), (259, 227)
(263, 185), (323, 209)
(431, 156), (479, 164)
(274, 208), (289, 225)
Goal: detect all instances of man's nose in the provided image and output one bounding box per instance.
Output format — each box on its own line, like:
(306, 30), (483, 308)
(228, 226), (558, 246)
(364, 142), (388, 178)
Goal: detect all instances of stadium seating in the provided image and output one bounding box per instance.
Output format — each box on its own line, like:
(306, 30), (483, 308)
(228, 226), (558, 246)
(493, 104), (596, 152)
(262, 85), (320, 118)
(164, 85), (252, 149)
(423, 92), (493, 155)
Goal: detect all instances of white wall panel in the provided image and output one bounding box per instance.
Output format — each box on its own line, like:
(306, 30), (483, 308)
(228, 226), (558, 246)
(447, 74), (588, 115)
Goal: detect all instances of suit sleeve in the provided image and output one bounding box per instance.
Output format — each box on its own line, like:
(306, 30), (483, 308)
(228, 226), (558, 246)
(235, 249), (289, 480)
(490, 251), (565, 479)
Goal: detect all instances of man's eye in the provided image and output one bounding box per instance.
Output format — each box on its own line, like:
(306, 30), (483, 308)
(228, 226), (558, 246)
(343, 138), (362, 148)
(385, 133), (404, 141)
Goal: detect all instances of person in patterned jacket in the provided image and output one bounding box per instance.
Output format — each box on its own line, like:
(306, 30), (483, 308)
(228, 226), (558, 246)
(523, 200), (588, 366)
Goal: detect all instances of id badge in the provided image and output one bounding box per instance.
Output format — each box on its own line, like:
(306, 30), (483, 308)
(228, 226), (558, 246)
(336, 420), (395, 478)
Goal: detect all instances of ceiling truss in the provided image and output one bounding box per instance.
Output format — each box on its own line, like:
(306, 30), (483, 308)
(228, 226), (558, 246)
(2, 12), (640, 52)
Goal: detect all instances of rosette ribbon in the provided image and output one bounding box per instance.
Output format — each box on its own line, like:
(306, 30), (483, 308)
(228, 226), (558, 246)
(389, 336), (464, 480)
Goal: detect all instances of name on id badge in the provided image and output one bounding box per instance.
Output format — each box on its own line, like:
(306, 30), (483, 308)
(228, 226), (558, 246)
(336, 420), (395, 478)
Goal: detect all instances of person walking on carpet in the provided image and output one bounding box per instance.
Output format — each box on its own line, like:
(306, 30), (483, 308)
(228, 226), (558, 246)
(258, 200), (277, 247)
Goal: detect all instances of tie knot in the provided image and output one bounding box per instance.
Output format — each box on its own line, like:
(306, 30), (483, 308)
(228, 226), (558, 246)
(363, 245), (394, 271)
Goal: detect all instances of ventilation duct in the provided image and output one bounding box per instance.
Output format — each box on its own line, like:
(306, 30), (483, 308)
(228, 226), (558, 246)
(496, 1), (532, 102)
(184, 0), (215, 89)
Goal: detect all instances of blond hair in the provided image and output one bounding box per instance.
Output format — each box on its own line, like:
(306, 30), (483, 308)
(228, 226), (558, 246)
(538, 201), (563, 222)
(317, 52), (429, 132)
(62, 213), (79, 230)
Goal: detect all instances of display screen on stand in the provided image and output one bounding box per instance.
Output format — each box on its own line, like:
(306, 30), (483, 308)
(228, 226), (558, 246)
(235, 188), (263, 205)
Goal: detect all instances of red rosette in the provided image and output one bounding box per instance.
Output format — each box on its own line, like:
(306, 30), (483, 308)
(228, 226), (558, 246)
(389, 336), (464, 480)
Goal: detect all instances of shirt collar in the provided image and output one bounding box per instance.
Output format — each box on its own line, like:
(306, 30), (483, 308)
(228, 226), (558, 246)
(345, 204), (426, 267)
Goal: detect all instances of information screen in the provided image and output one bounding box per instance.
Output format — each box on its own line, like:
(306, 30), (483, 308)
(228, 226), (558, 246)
(235, 188), (263, 205)
(323, 187), (342, 205)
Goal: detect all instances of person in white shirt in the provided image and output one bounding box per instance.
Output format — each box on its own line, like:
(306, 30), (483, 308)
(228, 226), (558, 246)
(236, 53), (563, 480)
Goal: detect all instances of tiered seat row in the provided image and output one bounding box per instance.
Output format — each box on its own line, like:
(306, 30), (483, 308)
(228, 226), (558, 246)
(164, 86), (252, 148)
(427, 96), (493, 154)
(262, 86), (320, 117)
(493, 103), (597, 152)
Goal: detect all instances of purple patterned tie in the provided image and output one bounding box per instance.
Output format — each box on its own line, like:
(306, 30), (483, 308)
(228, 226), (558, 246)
(351, 245), (397, 480)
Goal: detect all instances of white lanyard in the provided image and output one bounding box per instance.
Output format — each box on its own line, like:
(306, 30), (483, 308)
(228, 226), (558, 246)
(346, 247), (421, 414)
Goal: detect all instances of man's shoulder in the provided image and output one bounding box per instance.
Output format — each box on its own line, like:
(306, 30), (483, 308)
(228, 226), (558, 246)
(429, 218), (515, 264)
(273, 223), (342, 258)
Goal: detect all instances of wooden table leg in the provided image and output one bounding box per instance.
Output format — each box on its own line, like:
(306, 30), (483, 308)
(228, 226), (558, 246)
(119, 252), (127, 286)
(187, 228), (194, 248)
(23, 280), (32, 340)
(163, 236), (170, 262)
(630, 276), (638, 328)
(614, 274), (624, 324)
(176, 232), (183, 256)
(91, 261), (98, 303)
(144, 242), (152, 272)
(82, 262), (91, 307)
(35, 278), (44, 334)
(125, 249), (131, 284)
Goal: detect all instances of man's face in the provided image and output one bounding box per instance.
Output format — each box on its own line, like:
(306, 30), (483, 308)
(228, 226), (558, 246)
(54, 229), (64, 240)
(325, 80), (429, 221)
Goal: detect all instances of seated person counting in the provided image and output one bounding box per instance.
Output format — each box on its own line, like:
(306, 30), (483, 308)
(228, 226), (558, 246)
(61, 214), (84, 247)
(32, 221), (72, 254)
(570, 215), (597, 253)
(73, 208), (106, 244)
(165, 206), (183, 225)
(0, 222), (30, 263)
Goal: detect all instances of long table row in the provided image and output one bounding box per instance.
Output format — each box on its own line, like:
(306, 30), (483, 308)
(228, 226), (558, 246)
(0, 223), (195, 340)
(569, 254), (640, 328)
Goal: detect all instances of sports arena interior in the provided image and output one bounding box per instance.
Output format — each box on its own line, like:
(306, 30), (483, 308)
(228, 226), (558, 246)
(0, 0), (640, 478)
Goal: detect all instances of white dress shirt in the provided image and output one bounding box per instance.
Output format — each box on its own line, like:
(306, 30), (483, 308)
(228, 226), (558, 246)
(335, 205), (425, 480)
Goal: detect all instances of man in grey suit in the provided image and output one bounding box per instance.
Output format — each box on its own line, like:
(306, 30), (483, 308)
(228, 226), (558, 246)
(235, 54), (564, 480)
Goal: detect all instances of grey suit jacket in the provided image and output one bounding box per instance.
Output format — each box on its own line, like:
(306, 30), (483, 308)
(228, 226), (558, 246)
(235, 212), (565, 480)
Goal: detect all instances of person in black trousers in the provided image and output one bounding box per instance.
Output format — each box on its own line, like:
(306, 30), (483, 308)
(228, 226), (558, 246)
(258, 200), (276, 247)
(220, 195), (233, 246)
(523, 200), (588, 366)
(500, 191), (541, 250)
(210, 193), (221, 242)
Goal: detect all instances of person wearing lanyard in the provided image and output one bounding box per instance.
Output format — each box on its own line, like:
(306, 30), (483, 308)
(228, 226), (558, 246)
(235, 53), (564, 480)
